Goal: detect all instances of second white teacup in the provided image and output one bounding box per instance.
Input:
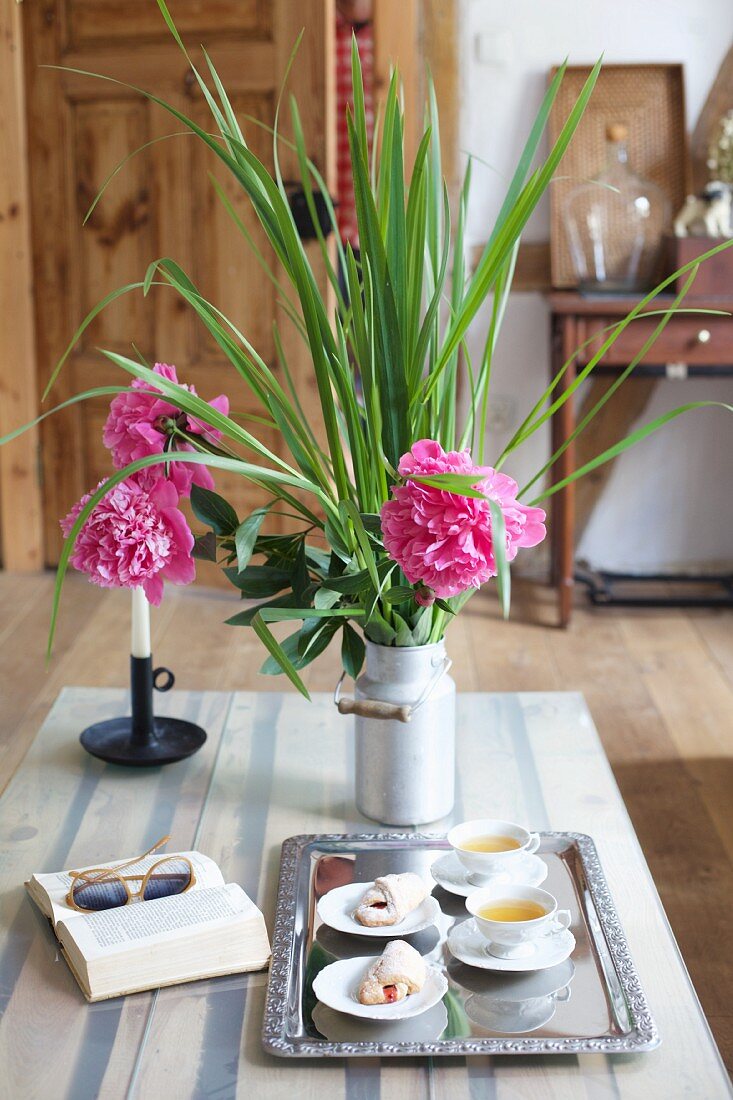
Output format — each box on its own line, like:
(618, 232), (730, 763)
(447, 818), (540, 883)
(466, 884), (571, 959)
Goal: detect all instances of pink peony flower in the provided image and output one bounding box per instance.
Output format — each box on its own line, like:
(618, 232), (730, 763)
(103, 362), (229, 496)
(380, 439), (546, 599)
(60, 474), (195, 606)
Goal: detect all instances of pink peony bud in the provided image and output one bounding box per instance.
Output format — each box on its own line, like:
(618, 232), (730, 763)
(414, 584), (435, 607)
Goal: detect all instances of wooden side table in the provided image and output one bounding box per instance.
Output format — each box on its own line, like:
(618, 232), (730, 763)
(548, 292), (733, 626)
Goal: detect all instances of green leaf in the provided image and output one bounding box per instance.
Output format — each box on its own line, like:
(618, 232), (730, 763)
(235, 505), (271, 572)
(260, 617), (339, 672)
(488, 499), (511, 619)
(251, 612), (310, 698)
(434, 597), (456, 616)
(314, 586), (342, 610)
(392, 612), (415, 646)
(224, 593), (296, 627)
(381, 586), (415, 604)
(341, 623), (366, 678)
(190, 484), (239, 536)
(359, 513), (384, 537)
(223, 565), (291, 597)
(364, 609), (397, 646)
(192, 532), (217, 562)
(411, 607), (433, 646)
(324, 516), (351, 563)
(292, 539), (310, 603)
(320, 568), (372, 595)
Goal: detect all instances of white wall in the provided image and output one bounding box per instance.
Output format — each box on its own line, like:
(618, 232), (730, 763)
(460, 0), (733, 573)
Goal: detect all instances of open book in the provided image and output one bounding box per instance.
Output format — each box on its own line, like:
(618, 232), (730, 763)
(26, 849), (271, 1002)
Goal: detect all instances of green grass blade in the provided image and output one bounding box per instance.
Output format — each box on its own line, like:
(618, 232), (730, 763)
(531, 401), (733, 505)
(488, 500), (511, 618)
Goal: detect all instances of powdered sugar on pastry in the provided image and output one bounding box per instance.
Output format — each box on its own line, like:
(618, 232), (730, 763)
(358, 940), (427, 1005)
(354, 873), (428, 927)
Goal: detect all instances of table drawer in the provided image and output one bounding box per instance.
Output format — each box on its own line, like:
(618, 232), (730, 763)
(576, 315), (733, 366)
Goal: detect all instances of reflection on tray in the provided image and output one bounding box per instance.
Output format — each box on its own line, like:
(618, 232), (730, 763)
(312, 999), (449, 1043)
(448, 958), (575, 1035)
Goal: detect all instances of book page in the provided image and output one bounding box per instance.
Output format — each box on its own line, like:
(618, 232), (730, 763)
(57, 883), (257, 961)
(30, 850), (224, 927)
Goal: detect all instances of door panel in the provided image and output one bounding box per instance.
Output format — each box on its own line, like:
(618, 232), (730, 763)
(24, 0), (333, 575)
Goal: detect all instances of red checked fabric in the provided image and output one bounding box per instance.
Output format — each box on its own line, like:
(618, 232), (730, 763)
(335, 12), (374, 247)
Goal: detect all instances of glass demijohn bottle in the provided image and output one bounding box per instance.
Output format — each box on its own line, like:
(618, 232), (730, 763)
(563, 123), (670, 293)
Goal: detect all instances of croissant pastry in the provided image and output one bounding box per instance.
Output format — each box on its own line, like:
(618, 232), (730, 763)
(358, 940), (427, 1005)
(354, 872), (428, 927)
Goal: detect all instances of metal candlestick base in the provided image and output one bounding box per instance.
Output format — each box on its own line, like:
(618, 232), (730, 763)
(80, 656), (206, 767)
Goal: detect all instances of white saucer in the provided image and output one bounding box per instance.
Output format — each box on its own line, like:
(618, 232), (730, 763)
(317, 881), (440, 938)
(464, 992), (557, 1034)
(312, 999), (448, 1041)
(447, 919), (575, 972)
(430, 850), (548, 897)
(312, 956), (448, 1020)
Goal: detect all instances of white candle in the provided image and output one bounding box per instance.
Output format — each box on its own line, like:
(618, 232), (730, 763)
(131, 586), (151, 659)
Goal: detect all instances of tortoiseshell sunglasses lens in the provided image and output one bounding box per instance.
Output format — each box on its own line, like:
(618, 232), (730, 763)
(142, 857), (192, 901)
(71, 874), (128, 911)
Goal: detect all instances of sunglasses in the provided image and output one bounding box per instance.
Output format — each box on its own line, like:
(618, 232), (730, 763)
(66, 835), (195, 912)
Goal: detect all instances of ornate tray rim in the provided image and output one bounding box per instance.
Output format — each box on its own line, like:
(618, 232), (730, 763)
(263, 831), (660, 1058)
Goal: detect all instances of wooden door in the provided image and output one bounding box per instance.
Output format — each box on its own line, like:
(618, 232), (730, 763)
(23, 0), (334, 572)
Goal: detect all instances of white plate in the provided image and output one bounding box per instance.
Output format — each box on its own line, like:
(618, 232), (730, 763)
(312, 999), (449, 1042)
(317, 881), (440, 937)
(430, 851), (548, 897)
(447, 919), (575, 972)
(312, 956), (449, 1020)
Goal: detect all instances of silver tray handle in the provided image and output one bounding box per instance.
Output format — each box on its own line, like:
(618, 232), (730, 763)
(333, 657), (452, 724)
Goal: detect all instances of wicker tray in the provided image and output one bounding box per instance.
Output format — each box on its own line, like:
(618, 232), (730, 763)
(263, 832), (660, 1058)
(549, 63), (689, 288)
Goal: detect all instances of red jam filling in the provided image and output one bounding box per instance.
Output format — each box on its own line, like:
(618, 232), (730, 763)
(371, 902), (388, 909)
(383, 985), (398, 1002)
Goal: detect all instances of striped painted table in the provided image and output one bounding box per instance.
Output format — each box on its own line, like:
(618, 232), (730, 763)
(0, 687), (730, 1099)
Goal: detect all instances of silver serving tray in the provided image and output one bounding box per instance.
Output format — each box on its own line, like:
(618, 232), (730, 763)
(263, 832), (660, 1058)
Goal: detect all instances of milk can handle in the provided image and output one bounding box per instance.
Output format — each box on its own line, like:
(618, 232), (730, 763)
(334, 657), (452, 724)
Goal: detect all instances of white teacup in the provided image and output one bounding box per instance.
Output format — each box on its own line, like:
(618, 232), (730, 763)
(447, 819), (540, 884)
(466, 885), (571, 959)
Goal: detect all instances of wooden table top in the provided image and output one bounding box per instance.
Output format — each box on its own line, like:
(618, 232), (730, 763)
(0, 688), (730, 1099)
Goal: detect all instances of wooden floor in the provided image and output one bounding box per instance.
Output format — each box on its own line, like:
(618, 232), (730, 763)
(1, 572), (731, 1070)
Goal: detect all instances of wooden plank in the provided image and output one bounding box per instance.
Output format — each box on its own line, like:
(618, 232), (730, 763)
(373, 0), (420, 172)
(691, 610), (733, 691)
(0, 0), (44, 570)
(421, 0), (459, 196)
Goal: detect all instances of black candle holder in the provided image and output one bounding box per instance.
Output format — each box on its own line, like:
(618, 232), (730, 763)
(80, 656), (207, 766)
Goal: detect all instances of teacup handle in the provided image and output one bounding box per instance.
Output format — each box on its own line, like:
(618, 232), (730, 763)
(551, 908), (571, 932)
(526, 833), (541, 855)
(556, 986), (572, 1004)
